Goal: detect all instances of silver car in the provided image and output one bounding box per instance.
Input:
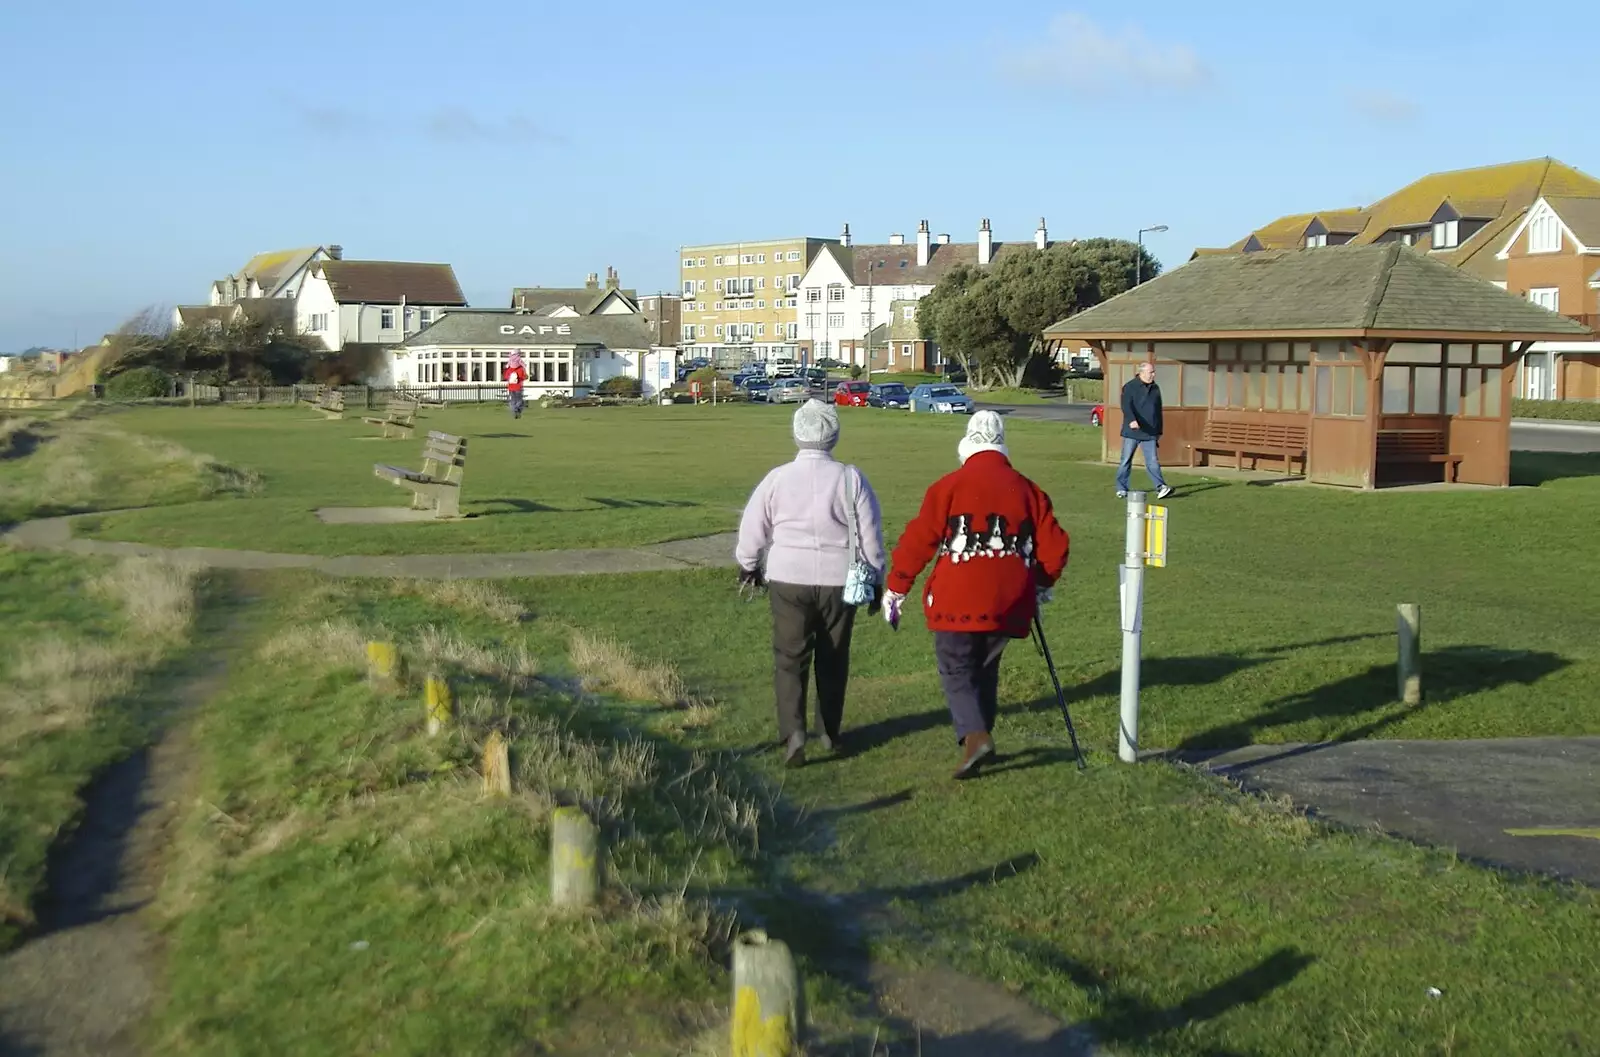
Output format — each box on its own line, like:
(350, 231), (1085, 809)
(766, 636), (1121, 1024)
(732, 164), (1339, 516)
(769, 378), (816, 404)
(908, 383), (975, 413)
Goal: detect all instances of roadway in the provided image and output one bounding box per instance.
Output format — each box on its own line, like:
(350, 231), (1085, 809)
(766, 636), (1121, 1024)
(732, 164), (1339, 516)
(977, 400), (1600, 454)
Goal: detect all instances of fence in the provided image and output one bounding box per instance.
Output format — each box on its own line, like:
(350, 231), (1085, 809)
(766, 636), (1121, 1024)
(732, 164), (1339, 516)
(182, 384), (513, 407)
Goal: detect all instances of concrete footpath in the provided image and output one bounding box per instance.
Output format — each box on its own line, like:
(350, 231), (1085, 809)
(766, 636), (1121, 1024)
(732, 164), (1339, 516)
(0, 515), (739, 580)
(1180, 737), (1600, 886)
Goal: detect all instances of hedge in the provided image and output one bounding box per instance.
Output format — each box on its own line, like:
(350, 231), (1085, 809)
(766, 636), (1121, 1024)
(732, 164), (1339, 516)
(1512, 398), (1600, 422)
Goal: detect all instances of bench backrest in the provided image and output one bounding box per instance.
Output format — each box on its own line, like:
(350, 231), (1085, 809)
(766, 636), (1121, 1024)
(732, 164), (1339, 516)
(420, 434), (467, 483)
(1201, 415), (1307, 449)
(1377, 429), (1445, 456)
(389, 398), (420, 415)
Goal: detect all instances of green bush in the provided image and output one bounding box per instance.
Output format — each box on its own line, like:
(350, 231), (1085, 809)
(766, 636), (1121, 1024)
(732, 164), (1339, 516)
(595, 375), (642, 398)
(104, 366), (172, 400)
(688, 366), (720, 385)
(1512, 398), (1600, 422)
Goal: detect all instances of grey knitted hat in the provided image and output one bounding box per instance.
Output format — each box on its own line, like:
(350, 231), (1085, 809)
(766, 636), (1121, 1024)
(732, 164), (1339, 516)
(792, 399), (840, 451)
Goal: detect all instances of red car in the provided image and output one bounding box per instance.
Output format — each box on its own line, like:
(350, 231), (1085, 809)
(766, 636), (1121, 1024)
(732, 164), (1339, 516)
(1090, 403), (1105, 426)
(834, 380), (871, 407)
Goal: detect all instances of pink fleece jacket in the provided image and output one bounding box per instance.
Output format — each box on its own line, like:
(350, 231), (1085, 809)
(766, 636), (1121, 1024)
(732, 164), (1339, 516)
(736, 450), (887, 587)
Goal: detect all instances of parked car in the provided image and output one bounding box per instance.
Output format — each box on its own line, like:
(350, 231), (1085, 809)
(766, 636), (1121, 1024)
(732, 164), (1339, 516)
(1090, 403), (1105, 426)
(833, 380), (871, 407)
(908, 383), (974, 414)
(868, 382), (911, 410)
(744, 378), (775, 402)
(765, 358), (799, 378)
(768, 377), (815, 404)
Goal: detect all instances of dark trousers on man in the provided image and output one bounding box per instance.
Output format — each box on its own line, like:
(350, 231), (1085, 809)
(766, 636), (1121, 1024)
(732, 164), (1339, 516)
(934, 631), (1011, 744)
(768, 582), (856, 742)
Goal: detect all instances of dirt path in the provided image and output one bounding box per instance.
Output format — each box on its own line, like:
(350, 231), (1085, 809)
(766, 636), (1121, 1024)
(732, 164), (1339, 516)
(0, 589), (248, 1057)
(1, 515), (737, 579)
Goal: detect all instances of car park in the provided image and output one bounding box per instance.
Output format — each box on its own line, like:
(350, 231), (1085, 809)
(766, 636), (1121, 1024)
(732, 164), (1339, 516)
(765, 358), (799, 378)
(908, 383), (974, 414)
(833, 380), (871, 407)
(743, 378), (775, 402)
(868, 382), (910, 409)
(768, 377), (816, 404)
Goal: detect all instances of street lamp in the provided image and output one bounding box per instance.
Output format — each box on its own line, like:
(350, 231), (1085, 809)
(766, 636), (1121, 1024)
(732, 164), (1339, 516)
(1136, 225), (1168, 286)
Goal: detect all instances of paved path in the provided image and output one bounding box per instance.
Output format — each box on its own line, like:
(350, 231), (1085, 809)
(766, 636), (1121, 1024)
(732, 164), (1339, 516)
(0, 515), (739, 580)
(1179, 737), (1600, 886)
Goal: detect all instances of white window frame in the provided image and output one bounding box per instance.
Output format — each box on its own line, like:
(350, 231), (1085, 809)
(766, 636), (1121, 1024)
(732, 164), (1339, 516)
(697, 324), (706, 337)
(380, 307), (396, 330)
(828, 312), (845, 328)
(756, 300), (766, 308)
(1528, 287), (1560, 312)
(756, 323), (766, 336)
(682, 324), (695, 341)
(714, 278), (724, 292)
(805, 288), (821, 302)
(682, 257), (695, 268)
(902, 306), (915, 321)
(828, 286), (845, 302)
(756, 276), (765, 289)
(861, 313), (872, 327)
(697, 257), (705, 266)
(787, 322), (799, 339)
(1432, 219), (1459, 249)
(757, 252), (766, 263)
(696, 279), (707, 292)
(741, 254), (754, 265)
(683, 280), (695, 296)
(1529, 213), (1562, 255)
(419, 309), (434, 327)
(787, 250), (801, 261)
(713, 255), (724, 265)
(1305, 233), (1327, 248)
(714, 324), (724, 337)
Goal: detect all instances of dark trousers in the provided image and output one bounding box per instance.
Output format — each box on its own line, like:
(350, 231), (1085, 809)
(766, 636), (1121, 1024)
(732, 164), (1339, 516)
(768, 582), (856, 741)
(934, 631), (1010, 743)
(509, 391), (525, 417)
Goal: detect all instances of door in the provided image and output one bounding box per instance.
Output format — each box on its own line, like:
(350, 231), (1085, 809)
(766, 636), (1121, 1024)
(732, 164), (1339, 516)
(1524, 351), (1553, 400)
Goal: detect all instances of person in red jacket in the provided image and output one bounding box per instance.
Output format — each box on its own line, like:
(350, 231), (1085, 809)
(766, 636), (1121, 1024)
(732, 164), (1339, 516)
(505, 350), (527, 418)
(883, 411), (1070, 778)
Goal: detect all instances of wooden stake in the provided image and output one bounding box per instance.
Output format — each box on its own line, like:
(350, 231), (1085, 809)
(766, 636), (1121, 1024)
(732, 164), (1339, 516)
(730, 930), (803, 1057)
(1397, 603), (1422, 705)
(424, 674), (452, 736)
(365, 641), (402, 692)
(550, 806), (602, 909)
(482, 731), (511, 797)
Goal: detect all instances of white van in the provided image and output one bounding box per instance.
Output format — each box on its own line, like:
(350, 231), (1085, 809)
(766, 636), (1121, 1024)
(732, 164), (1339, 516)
(765, 358), (799, 379)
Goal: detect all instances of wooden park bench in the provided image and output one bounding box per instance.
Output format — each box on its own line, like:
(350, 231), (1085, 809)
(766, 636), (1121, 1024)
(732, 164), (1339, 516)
(361, 396), (421, 439)
(300, 387), (346, 419)
(1376, 429), (1463, 483)
(1189, 413), (1308, 475)
(373, 431), (468, 518)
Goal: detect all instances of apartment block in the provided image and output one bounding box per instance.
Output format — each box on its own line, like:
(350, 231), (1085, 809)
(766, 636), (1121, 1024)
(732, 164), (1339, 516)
(678, 237), (838, 363)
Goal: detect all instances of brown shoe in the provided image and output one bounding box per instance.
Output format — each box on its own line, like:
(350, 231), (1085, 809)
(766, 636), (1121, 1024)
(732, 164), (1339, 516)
(954, 732), (994, 780)
(783, 731), (807, 768)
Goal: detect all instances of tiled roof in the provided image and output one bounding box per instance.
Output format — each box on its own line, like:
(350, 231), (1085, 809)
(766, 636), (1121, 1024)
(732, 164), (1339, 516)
(509, 286), (640, 314)
(1044, 243), (1593, 338)
(400, 310), (658, 349)
(317, 261), (467, 306)
(1544, 196), (1600, 248)
(240, 247), (323, 295)
(822, 240), (1036, 287)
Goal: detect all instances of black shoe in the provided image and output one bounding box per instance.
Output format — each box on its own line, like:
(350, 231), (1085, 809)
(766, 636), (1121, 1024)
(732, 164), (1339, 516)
(783, 732), (806, 768)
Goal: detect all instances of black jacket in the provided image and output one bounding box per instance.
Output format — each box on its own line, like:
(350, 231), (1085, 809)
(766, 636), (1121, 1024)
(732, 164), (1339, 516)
(1120, 378), (1164, 441)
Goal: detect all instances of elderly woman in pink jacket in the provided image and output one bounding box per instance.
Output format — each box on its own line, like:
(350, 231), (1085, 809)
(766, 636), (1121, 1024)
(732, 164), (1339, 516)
(737, 399), (886, 767)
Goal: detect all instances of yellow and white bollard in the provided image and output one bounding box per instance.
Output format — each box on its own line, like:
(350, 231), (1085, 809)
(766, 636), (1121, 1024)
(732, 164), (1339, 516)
(730, 930), (803, 1057)
(482, 731), (511, 798)
(424, 674), (452, 736)
(550, 806), (602, 910)
(365, 641), (402, 692)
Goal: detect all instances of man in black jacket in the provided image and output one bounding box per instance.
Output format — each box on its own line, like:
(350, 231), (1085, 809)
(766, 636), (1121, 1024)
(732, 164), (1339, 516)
(1116, 361), (1173, 500)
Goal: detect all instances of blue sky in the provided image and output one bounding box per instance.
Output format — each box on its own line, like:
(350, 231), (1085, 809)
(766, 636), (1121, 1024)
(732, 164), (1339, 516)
(2, 0), (1597, 350)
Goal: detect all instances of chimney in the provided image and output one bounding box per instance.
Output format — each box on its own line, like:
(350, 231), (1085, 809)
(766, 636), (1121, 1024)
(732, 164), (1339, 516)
(840, 222), (851, 248)
(889, 232), (905, 246)
(327, 244), (344, 260)
(585, 272), (599, 290)
(916, 219), (930, 267)
(978, 218), (993, 265)
(1035, 217), (1048, 250)
(605, 266), (619, 290)
(936, 233), (951, 245)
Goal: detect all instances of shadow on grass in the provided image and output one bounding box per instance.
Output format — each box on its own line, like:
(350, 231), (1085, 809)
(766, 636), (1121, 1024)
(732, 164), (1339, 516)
(0, 428), (43, 461)
(1510, 450), (1600, 486)
(586, 496), (700, 510)
(475, 497), (567, 514)
(0, 1027), (46, 1057)
(1176, 645), (1570, 751)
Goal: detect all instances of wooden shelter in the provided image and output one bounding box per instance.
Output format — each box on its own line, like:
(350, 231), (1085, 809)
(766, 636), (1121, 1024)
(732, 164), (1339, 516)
(1044, 243), (1592, 488)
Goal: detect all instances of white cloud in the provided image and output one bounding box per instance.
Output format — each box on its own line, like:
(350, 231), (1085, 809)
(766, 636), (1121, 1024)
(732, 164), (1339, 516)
(1347, 89), (1419, 124)
(1003, 12), (1213, 93)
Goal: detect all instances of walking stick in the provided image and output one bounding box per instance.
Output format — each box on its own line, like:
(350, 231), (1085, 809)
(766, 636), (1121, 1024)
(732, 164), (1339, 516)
(1032, 614), (1087, 770)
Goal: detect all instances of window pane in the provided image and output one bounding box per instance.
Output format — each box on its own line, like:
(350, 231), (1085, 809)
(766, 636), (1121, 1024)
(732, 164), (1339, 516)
(1462, 368), (1482, 416)
(1481, 370), (1501, 417)
(1267, 342), (1290, 362)
(1332, 366), (1351, 415)
(1447, 344), (1473, 365)
(1445, 368), (1462, 413)
(1382, 365), (1410, 414)
(1245, 364), (1262, 407)
(1212, 365), (1230, 408)
(1476, 344), (1504, 366)
(1263, 365), (1280, 410)
(1230, 364), (1247, 408)
(1216, 342), (1238, 362)
(1241, 343), (1265, 362)
(1352, 369), (1367, 415)
(1299, 368), (1311, 410)
(1182, 364), (1209, 406)
(1315, 367), (1331, 414)
(1155, 363), (1181, 400)
(1281, 366), (1299, 411)
(1292, 343), (1313, 363)
(1414, 366), (1441, 414)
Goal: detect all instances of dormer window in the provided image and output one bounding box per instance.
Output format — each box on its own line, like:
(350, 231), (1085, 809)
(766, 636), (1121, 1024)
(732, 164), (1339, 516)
(1528, 212), (1562, 254)
(1305, 233), (1327, 248)
(1432, 219), (1459, 249)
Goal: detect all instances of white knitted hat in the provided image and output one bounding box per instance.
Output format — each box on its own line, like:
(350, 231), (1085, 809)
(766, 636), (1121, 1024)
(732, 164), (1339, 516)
(958, 410), (1008, 464)
(792, 399), (840, 451)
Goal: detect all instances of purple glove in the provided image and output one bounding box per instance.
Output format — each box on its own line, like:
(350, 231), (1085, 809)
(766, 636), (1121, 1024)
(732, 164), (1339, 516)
(883, 590), (905, 629)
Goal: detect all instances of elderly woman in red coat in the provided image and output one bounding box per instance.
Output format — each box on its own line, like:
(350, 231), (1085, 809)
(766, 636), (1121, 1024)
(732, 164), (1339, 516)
(882, 411), (1070, 778)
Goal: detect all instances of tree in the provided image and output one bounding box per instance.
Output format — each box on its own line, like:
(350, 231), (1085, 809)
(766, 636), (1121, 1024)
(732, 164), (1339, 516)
(918, 239), (1161, 388)
(103, 307), (332, 385)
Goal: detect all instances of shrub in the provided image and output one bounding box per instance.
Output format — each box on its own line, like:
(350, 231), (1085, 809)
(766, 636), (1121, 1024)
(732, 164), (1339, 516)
(688, 366), (720, 385)
(104, 366), (172, 400)
(849, 365), (864, 380)
(596, 375), (642, 398)
(1512, 398), (1600, 422)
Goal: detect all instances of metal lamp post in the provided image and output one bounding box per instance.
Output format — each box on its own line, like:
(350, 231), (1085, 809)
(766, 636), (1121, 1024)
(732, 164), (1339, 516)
(1136, 225), (1168, 286)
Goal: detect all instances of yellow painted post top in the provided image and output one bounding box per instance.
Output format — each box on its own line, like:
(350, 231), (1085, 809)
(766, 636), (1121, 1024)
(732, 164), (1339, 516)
(366, 641), (398, 673)
(1144, 504), (1168, 568)
(731, 985), (795, 1057)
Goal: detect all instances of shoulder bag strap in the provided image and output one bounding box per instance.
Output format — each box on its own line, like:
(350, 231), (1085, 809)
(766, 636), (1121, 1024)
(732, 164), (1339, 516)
(842, 465), (863, 561)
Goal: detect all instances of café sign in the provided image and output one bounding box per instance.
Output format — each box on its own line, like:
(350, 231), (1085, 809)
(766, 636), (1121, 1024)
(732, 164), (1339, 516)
(499, 323), (572, 336)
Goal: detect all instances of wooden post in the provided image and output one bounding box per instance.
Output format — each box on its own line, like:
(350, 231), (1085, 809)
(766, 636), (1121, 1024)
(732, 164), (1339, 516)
(482, 731), (511, 797)
(1397, 604), (1422, 705)
(550, 806), (602, 909)
(731, 930), (802, 1057)
(424, 674), (451, 736)
(365, 641), (401, 692)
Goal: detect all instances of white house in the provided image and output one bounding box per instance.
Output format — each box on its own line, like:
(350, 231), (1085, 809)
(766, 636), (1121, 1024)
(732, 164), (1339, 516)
(795, 218), (1054, 366)
(295, 260), (468, 352)
(392, 310), (665, 398)
(208, 245), (341, 305)
(510, 268), (642, 317)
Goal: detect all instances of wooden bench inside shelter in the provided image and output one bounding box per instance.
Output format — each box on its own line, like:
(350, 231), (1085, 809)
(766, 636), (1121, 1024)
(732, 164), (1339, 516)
(373, 430), (468, 518)
(1376, 429), (1463, 484)
(1188, 412), (1308, 475)
(300, 386), (346, 419)
(361, 397), (421, 439)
